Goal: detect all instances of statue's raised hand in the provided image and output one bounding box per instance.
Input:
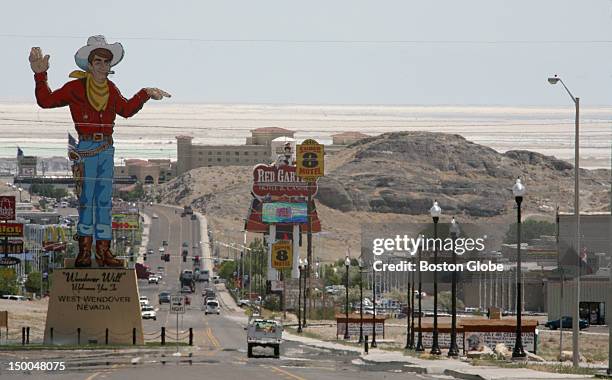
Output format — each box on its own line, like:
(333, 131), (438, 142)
(29, 47), (50, 74)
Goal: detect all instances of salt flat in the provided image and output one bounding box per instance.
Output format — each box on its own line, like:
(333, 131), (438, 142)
(0, 103), (609, 168)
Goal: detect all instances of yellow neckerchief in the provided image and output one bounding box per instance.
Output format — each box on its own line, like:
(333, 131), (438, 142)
(69, 70), (109, 112)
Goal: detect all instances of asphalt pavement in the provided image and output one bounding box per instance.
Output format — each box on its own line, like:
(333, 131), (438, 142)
(1, 204), (437, 379)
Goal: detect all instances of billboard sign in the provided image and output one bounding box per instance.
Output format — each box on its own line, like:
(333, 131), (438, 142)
(0, 240), (24, 254)
(296, 139), (324, 181)
(112, 214), (140, 230)
(252, 164), (317, 199)
(0, 256), (20, 266)
(0, 223), (23, 238)
(0, 196), (16, 221)
(271, 240), (292, 269)
(262, 202), (307, 224)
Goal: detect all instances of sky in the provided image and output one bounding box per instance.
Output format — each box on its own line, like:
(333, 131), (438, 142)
(2, 0), (612, 105)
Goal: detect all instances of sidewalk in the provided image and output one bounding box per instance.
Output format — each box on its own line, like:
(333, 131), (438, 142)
(282, 331), (593, 379)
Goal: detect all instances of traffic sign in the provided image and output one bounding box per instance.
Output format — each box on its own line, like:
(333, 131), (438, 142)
(271, 240), (292, 269)
(296, 139), (324, 181)
(170, 295), (186, 314)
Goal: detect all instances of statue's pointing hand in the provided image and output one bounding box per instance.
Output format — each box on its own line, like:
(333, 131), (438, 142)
(29, 47), (50, 74)
(145, 88), (171, 100)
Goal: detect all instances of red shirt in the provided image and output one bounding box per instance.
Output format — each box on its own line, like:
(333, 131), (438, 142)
(34, 72), (150, 135)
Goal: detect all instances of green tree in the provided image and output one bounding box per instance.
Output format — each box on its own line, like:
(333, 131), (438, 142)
(438, 290), (465, 314)
(0, 268), (18, 295)
(30, 184), (69, 200)
(25, 272), (41, 294)
(503, 220), (556, 244)
(218, 261), (237, 282)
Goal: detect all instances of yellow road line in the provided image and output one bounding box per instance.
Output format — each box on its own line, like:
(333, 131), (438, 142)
(84, 372), (101, 380)
(206, 327), (221, 348)
(268, 365), (307, 380)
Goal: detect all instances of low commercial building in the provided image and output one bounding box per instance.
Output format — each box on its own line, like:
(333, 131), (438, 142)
(114, 159), (175, 185)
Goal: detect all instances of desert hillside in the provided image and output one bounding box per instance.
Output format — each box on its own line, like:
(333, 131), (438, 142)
(158, 132), (610, 262)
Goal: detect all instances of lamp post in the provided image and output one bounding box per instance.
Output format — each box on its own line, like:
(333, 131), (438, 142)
(358, 257), (364, 344)
(512, 178), (526, 359)
(297, 258), (303, 334)
(415, 235), (424, 351)
(302, 258), (308, 328)
(448, 217), (460, 357)
(429, 200), (442, 355)
(410, 253), (416, 349)
(548, 74), (581, 367)
(371, 268), (377, 348)
(344, 255), (351, 340)
(404, 254), (412, 349)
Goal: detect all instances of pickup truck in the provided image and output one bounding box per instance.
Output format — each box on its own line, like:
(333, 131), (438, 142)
(246, 318), (282, 358)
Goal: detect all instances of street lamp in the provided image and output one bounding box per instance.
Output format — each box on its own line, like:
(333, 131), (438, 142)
(548, 74), (581, 368)
(429, 200), (442, 355)
(512, 178), (526, 359)
(448, 217), (460, 357)
(297, 258), (303, 333)
(404, 253), (412, 349)
(358, 257), (364, 344)
(415, 234), (424, 352)
(302, 258), (308, 328)
(344, 255), (351, 340)
(371, 267), (377, 348)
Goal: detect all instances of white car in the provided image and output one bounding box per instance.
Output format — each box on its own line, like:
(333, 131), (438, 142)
(237, 299), (250, 307)
(152, 214), (159, 219)
(203, 299), (220, 315)
(148, 275), (159, 284)
(139, 296), (150, 307)
(141, 305), (157, 320)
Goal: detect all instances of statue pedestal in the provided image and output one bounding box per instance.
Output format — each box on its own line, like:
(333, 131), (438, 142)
(43, 268), (143, 345)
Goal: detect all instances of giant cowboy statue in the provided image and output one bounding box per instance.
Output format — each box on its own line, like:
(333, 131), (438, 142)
(29, 35), (171, 268)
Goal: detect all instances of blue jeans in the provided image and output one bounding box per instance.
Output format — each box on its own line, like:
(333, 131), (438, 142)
(76, 140), (114, 240)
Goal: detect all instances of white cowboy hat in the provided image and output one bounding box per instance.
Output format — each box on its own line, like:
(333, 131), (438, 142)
(74, 35), (124, 71)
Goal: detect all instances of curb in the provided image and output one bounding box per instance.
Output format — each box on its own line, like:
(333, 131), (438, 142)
(359, 356), (428, 374)
(444, 369), (485, 380)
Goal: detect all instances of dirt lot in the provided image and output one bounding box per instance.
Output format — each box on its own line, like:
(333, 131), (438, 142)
(294, 314), (609, 364)
(0, 298), (48, 343)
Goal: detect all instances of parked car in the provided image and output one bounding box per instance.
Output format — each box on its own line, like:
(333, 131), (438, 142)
(237, 299), (251, 307)
(158, 291), (171, 304)
(147, 248), (154, 255)
(1, 295), (27, 301)
(141, 305), (157, 320)
(148, 275), (159, 284)
(545, 316), (589, 330)
(152, 214), (159, 219)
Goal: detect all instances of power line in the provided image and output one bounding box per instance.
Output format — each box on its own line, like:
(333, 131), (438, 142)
(3, 34), (612, 45)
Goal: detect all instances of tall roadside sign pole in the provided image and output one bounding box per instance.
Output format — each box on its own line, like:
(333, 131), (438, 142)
(296, 139), (324, 327)
(0, 196), (20, 267)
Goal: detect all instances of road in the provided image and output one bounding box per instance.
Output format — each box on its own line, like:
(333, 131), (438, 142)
(0, 205), (436, 380)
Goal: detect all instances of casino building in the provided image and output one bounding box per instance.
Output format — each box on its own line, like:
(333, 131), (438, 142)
(175, 128), (369, 175)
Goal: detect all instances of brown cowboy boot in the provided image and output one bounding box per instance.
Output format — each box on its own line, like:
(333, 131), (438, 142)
(95, 240), (124, 268)
(75, 236), (93, 267)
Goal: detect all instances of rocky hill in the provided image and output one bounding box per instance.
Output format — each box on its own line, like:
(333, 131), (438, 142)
(157, 132), (610, 261)
(316, 131), (609, 216)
